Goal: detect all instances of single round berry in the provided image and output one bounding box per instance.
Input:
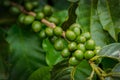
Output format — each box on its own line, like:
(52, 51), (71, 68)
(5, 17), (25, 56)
(23, 15), (35, 25)
(3, 0), (10, 7)
(9, 6), (20, 15)
(73, 50), (84, 61)
(36, 12), (44, 20)
(39, 30), (46, 39)
(32, 21), (42, 32)
(94, 46), (101, 54)
(65, 30), (76, 41)
(24, 2), (33, 11)
(85, 39), (95, 50)
(77, 43), (86, 52)
(18, 14), (26, 23)
(69, 23), (81, 30)
(76, 35), (86, 43)
(72, 27), (81, 36)
(43, 5), (53, 16)
(84, 50), (95, 59)
(68, 42), (77, 51)
(32, 1), (39, 7)
(82, 32), (91, 40)
(61, 48), (70, 58)
(49, 17), (59, 25)
(45, 27), (53, 37)
(50, 36), (58, 43)
(53, 27), (63, 36)
(69, 56), (79, 66)
(54, 39), (64, 51)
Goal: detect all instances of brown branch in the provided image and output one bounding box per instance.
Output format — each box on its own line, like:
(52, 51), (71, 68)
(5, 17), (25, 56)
(10, 2), (36, 16)
(10, 1), (66, 38)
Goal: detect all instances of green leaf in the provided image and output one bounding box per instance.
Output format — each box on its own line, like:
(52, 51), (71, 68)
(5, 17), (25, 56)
(52, 10), (68, 26)
(6, 25), (46, 80)
(98, 43), (120, 60)
(90, 0), (112, 47)
(76, 0), (91, 32)
(62, 2), (78, 31)
(111, 63), (120, 79)
(73, 60), (92, 80)
(97, 0), (117, 41)
(52, 0), (70, 10)
(105, 63), (120, 80)
(68, 0), (79, 2)
(0, 29), (9, 80)
(42, 38), (63, 67)
(51, 60), (72, 80)
(107, 0), (120, 36)
(28, 66), (51, 80)
(100, 57), (119, 72)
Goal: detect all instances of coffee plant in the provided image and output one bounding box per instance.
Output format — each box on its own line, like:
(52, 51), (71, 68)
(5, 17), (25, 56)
(0, 0), (120, 80)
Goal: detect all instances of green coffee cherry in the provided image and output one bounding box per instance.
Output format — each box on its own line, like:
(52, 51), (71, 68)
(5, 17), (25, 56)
(9, 6), (20, 15)
(23, 15), (35, 25)
(82, 32), (91, 40)
(84, 50), (95, 59)
(43, 5), (53, 16)
(72, 27), (81, 36)
(24, 2), (33, 11)
(65, 30), (76, 41)
(53, 27), (63, 36)
(45, 27), (53, 37)
(18, 14), (26, 23)
(36, 12), (44, 20)
(54, 39), (64, 51)
(69, 56), (79, 66)
(73, 50), (84, 61)
(68, 42), (77, 51)
(39, 30), (46, 39)
(77, 43), (86, 52)
(50, 36), (58, 43)
(85, 39), (95, 50)
(76, 35), (86, 43)
(61, 48), (71, 58)
(32, 1), (39, 7)
(49, 17), (59, 25)
(3, 0), (10, 7)
(69, 23), (81, 30)
(32, 21), (42, 32)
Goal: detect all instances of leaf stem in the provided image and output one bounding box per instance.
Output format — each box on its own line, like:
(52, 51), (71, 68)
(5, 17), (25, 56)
(90, 63), (105, 80)
(87, 70), (95, 80)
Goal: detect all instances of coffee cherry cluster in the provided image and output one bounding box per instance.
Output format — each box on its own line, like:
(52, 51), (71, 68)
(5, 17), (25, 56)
(53, 23), (101, 66)
(2, 0), (101, 67)
(2, 0), (59, 33)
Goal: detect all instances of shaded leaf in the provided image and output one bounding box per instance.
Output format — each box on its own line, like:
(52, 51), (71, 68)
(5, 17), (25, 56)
(0, 29), (9, 80)
(28, 66), (51, 80)
(6, 25), (46, 80)
(111, 63), (120, 79)
(105, 63), (120, 80)
(97, 0), (117, 41)
(73, 60), (92, 80)
(68, 0), (79, 2)
(42, 38), (63, 67)
(90, 0), (112, 47)
(100, 57), (119, 72)
(62, 2), (78, 31)
(52, 10), (68, 26)
(98, 43), (120, 60)
(107, 0), (120, 36)
(51, 59), (72, 80)
(76, 0), (91, 32)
